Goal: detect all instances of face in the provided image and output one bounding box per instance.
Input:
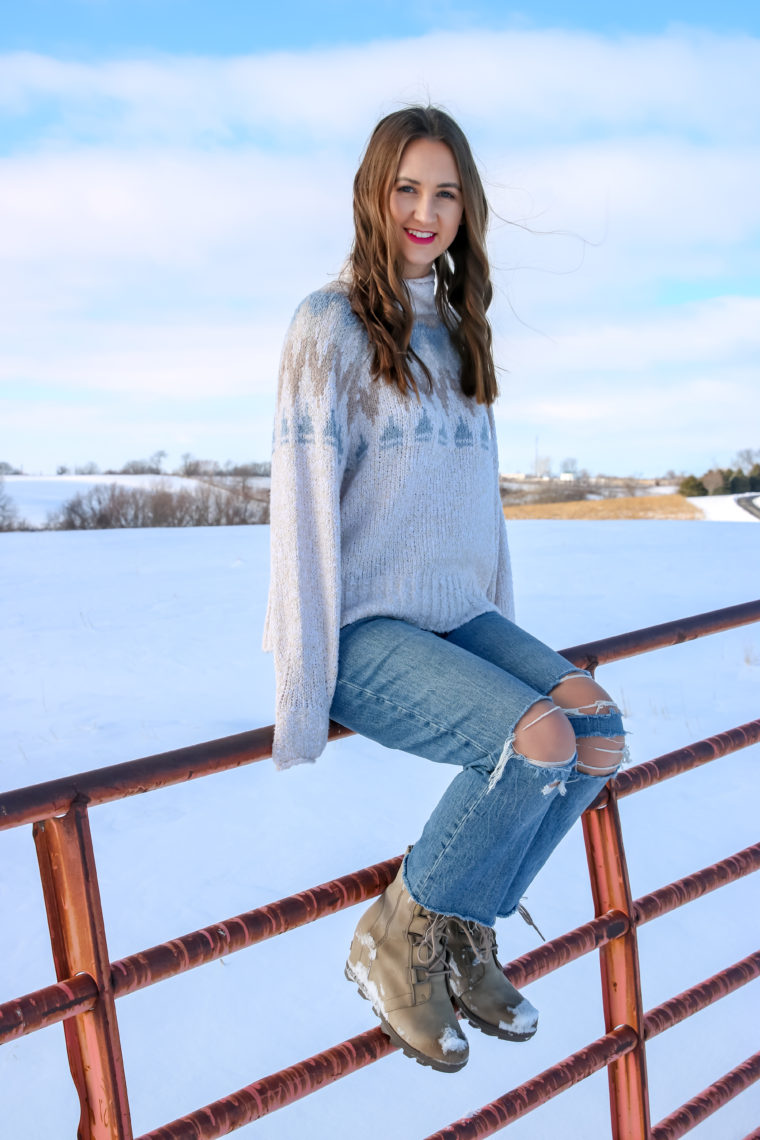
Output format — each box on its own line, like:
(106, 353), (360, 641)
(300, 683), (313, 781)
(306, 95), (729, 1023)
(388, 138), (464, 279)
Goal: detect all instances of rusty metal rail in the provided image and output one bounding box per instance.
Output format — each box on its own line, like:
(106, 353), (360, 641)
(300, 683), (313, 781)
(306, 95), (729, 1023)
(2, 600), (758, 835)
(1, 599), (758, 1139)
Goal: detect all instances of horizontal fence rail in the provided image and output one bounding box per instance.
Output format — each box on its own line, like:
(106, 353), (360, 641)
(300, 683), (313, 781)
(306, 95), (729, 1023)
(422, 1026), (641, 1140)
(1, 599), (758, 1140)
(2, 598), (759, 834)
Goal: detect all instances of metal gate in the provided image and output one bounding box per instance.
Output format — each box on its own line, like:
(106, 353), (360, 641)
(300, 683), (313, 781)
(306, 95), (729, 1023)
(1, 599), (759, 1139)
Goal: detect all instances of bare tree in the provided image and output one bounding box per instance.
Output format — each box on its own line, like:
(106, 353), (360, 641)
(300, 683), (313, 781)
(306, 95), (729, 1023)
(0, 477), (19, 530)
(702, 469), (727, 495)
(733, 448), (760, 473)
(46, 480), (270, 530)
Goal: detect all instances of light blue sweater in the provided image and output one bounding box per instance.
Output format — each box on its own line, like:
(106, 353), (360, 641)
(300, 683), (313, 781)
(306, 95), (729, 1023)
(264, 272), (514, 769)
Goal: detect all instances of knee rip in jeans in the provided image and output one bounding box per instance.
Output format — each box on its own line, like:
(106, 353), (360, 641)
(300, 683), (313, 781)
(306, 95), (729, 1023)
(487, 702), (629, 794)
(562, 699), (630, 776)
(487, 705), (570, 794)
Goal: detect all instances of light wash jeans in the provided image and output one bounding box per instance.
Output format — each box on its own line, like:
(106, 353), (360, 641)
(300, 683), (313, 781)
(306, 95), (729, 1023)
(330, 611), (625, 927)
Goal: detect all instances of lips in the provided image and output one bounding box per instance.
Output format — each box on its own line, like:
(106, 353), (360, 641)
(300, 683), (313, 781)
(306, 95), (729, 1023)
(405, 228), (436, 244)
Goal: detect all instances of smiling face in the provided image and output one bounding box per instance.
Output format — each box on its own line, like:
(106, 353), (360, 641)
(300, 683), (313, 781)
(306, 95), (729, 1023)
(388, 138), (464, 279)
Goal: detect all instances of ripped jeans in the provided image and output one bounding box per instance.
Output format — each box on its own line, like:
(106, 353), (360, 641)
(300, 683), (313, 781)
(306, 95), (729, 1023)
(330, 611), (627, 926)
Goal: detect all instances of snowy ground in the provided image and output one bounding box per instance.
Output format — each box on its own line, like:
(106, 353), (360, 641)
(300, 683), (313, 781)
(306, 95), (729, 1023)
(1, 516), (758, 1139)
(688, 492), (759, 522)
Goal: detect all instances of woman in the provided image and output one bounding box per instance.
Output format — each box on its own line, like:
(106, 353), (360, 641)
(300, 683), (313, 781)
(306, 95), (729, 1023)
(263, 106), (626, 1073)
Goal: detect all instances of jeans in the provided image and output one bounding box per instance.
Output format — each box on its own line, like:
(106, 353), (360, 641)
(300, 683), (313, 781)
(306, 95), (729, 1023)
(330, 610), (625, 926)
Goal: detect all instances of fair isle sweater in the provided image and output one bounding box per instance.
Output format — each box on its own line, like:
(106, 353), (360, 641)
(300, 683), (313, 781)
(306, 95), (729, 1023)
(263, 272), (515, 770)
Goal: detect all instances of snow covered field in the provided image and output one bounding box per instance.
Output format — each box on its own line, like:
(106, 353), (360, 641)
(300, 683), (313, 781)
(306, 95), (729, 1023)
(1, 515), (758, 1138)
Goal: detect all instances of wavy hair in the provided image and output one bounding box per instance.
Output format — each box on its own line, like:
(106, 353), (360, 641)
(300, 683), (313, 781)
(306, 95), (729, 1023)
(348, 105), (497, 404)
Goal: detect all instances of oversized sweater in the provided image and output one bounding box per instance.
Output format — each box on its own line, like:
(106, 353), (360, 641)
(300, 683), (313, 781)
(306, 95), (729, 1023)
(263, 272), (515, 770)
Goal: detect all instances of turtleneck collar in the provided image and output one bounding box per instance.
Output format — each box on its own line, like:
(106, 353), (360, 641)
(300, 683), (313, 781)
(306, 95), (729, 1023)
(404, 272), (437, 322)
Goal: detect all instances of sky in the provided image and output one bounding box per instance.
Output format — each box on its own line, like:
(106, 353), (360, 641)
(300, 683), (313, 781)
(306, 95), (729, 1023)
(1, 1), (759, 477)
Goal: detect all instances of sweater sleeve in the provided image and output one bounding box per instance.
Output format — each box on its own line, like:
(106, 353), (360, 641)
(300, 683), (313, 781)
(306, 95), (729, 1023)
(487, 406), (516, 623)
(494, 510), (516, 623)
(263, 294), (350, 770)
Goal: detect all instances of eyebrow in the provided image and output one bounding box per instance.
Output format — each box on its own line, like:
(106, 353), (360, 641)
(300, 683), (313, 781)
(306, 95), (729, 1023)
(395, 176), (462, 190)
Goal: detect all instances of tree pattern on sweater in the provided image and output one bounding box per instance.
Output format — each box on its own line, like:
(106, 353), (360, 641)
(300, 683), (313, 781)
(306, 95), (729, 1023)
(264, 273), (515, 770)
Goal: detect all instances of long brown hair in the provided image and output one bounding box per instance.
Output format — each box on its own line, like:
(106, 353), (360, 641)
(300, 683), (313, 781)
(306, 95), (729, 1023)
(348, 105), (498, 404)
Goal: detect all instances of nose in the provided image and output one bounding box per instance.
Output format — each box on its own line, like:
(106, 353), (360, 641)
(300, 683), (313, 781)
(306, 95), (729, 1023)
(412, 193), (437, 226)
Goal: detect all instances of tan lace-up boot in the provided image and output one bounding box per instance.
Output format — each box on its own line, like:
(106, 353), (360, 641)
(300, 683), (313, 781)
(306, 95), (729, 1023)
(445, 918), (539, 1041)
(345, 863), (469, 1072)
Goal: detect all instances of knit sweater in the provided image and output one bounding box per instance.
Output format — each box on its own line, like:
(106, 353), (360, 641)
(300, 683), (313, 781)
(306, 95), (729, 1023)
(263, 272), (515, 770)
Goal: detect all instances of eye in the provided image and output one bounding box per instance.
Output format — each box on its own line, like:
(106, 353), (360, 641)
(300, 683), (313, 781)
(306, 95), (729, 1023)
(396, 184), (415, 194)
(439, 190), (456, 200)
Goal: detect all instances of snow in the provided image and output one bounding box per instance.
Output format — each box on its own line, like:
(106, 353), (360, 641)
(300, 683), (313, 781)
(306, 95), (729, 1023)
(500, 997), (540, 1037)
(357, 931), (377, 961)
(1, 519), (758, 1138)
(688, 492), (758, 522)
(439, 1026), (469, 1055)
(344, 959), (384, 1022)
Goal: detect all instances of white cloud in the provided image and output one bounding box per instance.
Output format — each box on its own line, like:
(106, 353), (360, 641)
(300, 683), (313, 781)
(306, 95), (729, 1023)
(503, 296), (760, 374)
(2, 29), (760, 143)
(0, 148), (353, 265)
(491, 298), (760, 474)
(0, 27), (758, 473)
(0, 316), (283, 396)
(493, 360), (758, 476)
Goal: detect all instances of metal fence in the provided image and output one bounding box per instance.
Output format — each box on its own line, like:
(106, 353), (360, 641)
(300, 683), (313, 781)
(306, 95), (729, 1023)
(1, 599), (759, 1139)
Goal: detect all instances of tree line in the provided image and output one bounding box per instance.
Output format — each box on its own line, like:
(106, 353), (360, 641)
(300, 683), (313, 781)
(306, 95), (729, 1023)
(51, 452), (271, 478)
(678, 449), (760, 497)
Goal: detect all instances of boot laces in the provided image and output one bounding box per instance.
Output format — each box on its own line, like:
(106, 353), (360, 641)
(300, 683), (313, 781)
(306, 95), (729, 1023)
(415, 913), (451, 979)
(517, 903), (546, 942)
(458, 919), (497, 965)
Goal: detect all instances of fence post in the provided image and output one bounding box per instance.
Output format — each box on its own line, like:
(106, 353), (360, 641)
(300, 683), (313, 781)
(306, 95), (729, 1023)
(34, 799), (133, 1140)
(583, 785), (651, 1140)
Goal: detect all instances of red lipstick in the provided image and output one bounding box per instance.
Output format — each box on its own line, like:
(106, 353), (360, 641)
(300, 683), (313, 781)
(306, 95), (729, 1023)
(405, 228), (436, 245)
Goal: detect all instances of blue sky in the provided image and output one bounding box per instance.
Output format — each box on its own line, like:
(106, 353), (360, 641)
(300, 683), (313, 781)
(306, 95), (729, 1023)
(1, 2), (759, 475)
(5, 0), (760, 53)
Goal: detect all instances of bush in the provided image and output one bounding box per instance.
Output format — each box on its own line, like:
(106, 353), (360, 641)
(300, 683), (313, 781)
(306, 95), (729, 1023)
(679, 463), (760, 497)
(729, 472), (750, 493)
(119, 459), (161, 475)
(0, 477), (19, 530)
(46, 480), (270, 530)
(678, 475), (707, 497)
(225, 461), (271, 477)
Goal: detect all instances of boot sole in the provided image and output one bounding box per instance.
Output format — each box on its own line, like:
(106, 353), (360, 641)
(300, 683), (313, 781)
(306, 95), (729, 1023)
(344, 963), (468, 1074)
(450, 994), (538, 1042)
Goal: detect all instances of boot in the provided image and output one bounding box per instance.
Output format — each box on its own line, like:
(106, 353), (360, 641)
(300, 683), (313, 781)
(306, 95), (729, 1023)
(345, 863), (469, 1072)
(445, 918), (539, 1041)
